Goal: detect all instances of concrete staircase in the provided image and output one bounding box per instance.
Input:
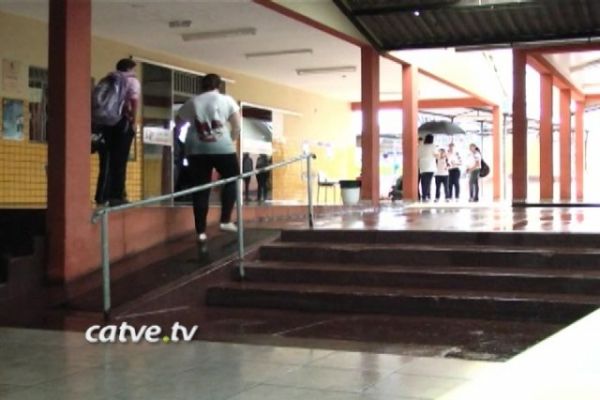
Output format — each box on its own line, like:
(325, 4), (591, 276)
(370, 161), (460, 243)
(206, 230), (600, 324)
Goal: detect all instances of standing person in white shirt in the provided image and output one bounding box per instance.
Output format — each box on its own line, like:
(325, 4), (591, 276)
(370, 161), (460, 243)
(434, 148), (450, 202)
(174, 73), (241, 242)
(447, 143), (462, 201)
(418, 134), (436, 201)
(466, 143), (482, 202)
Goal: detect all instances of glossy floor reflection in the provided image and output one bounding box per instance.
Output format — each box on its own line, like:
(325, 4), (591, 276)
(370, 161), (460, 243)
(248, 204), (600, 233)
(0, 327), (499, 400)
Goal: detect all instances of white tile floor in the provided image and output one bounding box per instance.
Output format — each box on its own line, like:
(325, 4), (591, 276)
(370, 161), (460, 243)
(0, 328), (499, 400)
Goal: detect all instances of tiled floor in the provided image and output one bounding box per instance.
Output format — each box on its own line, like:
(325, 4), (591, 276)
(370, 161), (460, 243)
(249, 204), (600, 233)
(0, 327), (499, 400)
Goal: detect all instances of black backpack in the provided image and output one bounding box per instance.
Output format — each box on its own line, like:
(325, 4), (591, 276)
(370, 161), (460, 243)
(479, 159), (490, 178)
(92, 72), (128, 127)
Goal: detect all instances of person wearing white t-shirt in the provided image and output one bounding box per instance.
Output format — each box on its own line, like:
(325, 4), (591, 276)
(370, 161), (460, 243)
(447, 143), (462, 200)
(466, 143), (482, 202)
(174, 74), (241, 242)
(434, 148), (450, 202)
(418, 134), (436, 201)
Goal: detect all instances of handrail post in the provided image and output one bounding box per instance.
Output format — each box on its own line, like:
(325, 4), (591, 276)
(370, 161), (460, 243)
(100, 211), (111, 318)
(236, 176), (245, 278)
(306, 154), (314, 228)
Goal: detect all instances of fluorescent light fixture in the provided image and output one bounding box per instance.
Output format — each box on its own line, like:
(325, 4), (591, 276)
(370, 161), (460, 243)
(296, 66), (356, 76)
(169, 20), (192, 28)
(182, 27), (256, 42)
(245, 48), (313, 59)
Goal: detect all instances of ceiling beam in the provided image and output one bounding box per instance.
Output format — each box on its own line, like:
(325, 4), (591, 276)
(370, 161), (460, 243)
(526, 53), (585, 102)
(350, 98), (492, 111)
(254, 0), (496, 108)
(585, 94), (600, 106)
(525, 43), (600, 54)
(252, 0), (367, 47)
(382, 53), (497, 107)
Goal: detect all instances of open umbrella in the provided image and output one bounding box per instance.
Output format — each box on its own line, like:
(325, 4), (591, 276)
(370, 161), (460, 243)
(418, 120), (465, 136)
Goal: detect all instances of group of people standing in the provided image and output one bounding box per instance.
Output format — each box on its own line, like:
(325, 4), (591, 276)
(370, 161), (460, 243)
(242, 153), (272, 203)
(418, 134), (482, 203)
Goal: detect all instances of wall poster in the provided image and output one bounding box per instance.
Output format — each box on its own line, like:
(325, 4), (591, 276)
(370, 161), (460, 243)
(2, 98), (24, 140)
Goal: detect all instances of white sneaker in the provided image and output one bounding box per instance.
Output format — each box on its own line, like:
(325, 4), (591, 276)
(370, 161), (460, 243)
(197, 233), (207, 242)
(219, 222), (238, 233)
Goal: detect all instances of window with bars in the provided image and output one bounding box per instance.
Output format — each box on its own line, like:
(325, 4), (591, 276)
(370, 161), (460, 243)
(28, 66), (48, 143)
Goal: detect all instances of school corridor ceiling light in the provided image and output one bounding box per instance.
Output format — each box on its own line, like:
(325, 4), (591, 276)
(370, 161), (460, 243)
(181, 27), (257, 42)
(245, 49), (313, 59)
(296, 66), (357, 76)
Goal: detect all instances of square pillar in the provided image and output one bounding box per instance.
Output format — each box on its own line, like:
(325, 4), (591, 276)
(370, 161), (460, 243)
(402, 64), (418, 201)
(512, 49), (528, 202)
(492, 106), (502, 201)
(559, 88), (572, 201)
(575, 101), (585, 201)
(360, 46), (380, 203)
(539, 73), (554, 201)
(47, 0), (92, 282)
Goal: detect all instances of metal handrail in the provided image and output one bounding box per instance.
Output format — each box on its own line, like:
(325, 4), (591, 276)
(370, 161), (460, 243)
(92, 152), (316, 317)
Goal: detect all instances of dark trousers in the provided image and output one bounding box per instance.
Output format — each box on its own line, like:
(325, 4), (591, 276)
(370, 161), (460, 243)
(256, 173), (269, 202)
(243, 177), (251, 200)
(435, 176), (450, 200)
(95, 118), (134, 204)
(448, 168), (461, 199)
(419, 172), (434, 200)
(188, 153), (239, 234)
(469, 169), (481, 201)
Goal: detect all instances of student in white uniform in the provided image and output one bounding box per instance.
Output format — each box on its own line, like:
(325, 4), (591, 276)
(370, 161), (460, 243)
(447, 143), (462, 201)
(418, 134), (436, 201)
(434, 148), (450, 202)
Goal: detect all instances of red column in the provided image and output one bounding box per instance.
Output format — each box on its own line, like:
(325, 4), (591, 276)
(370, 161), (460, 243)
(559, 88), (572, 201)
(492, 106), (501, 201)
(512, 50), (528, 202)
(539, 73), (554, 201)
(360, 46), (380, 203)
(402, 64), (418, 201)
(575, 101), (585, 201)
(47, 0), (92, 282)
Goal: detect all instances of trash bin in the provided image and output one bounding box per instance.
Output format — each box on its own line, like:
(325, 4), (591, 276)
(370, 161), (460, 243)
(339, 180), (361, 205)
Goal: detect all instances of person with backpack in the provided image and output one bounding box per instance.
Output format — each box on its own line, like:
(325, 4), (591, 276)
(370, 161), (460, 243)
(93, 58), (140, 206)
(467, 143), (482, 202)
(173, 73), (241, 242)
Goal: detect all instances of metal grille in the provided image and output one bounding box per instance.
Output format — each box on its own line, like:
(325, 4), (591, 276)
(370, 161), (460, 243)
(28, 66), (48, 143)
(173, 71), (202, 96)
(336, 0), (600, 50)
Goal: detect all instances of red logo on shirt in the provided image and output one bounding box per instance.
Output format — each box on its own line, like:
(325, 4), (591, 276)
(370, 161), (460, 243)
(194, 119), (223, 142)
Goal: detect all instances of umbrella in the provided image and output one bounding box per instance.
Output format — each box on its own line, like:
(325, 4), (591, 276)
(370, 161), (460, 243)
(418, 120), (465, 135)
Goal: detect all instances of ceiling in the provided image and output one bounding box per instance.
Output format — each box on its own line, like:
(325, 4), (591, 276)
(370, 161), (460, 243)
(334, 0), (600, 51)
(0, 0), (467, 103)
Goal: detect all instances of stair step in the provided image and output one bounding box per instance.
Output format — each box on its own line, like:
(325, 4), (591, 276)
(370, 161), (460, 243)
(238, 262), (600, 295)
(206, 282), (600, 323)
(281, 229), (600, 249)
(259, 242), (600, 269)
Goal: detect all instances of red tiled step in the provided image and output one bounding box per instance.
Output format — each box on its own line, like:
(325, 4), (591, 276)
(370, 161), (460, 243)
(280, 229), (600, 249)
(259, 242), (600, 270)
(206, 282), (600, 324)
(237, 261), (600, 295)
